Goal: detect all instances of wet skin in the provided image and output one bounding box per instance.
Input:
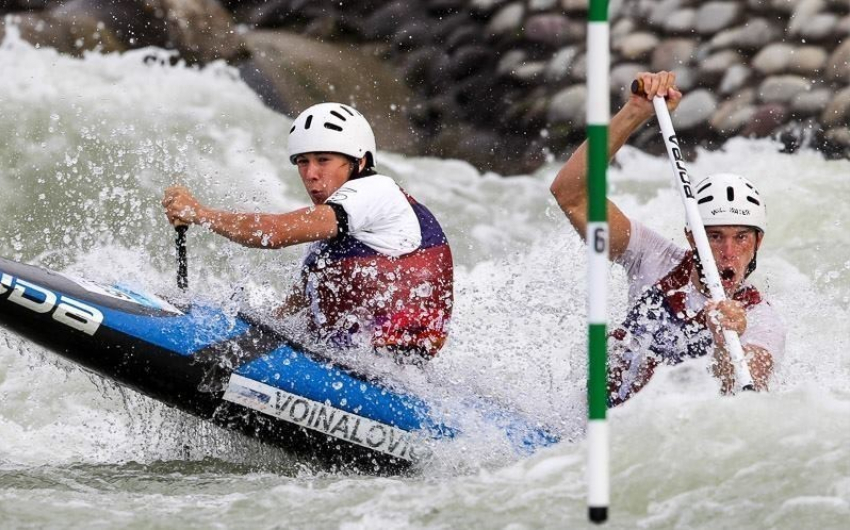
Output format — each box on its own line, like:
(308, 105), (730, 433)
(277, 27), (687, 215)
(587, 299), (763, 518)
(295, 152), (361, 205)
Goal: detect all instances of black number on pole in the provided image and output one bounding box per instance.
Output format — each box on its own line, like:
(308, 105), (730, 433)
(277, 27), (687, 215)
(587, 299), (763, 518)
(594, 227), (606, 253)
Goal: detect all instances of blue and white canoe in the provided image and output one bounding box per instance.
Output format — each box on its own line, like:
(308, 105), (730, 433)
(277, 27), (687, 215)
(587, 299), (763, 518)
(0, 256), (559, 473)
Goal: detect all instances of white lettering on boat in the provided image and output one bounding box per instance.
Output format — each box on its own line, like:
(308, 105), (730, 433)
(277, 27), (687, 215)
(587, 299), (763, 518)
(0, 272), (103, 335)
(223, 374), (423, 462)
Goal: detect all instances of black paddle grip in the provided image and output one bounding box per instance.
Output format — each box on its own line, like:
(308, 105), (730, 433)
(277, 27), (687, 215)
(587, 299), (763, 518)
(175, 225), (188, 290)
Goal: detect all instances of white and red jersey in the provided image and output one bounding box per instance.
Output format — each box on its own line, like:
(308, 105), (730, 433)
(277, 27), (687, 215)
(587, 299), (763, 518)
(608, 221), (786, 405)
(301, 174), (453, 359)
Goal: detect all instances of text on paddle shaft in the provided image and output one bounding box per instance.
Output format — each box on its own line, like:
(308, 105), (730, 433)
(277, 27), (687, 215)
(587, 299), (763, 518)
(667, 135), (694, 199)
(0, 273), (103, 335)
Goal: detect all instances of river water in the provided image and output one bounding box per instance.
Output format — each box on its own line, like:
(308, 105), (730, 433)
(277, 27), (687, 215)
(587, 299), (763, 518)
(0, 30), (848, 530)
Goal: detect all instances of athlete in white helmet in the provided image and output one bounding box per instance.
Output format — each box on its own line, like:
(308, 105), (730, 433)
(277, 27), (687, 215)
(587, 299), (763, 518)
(550, 72), (785, 404)
(163, 103), (454, 362)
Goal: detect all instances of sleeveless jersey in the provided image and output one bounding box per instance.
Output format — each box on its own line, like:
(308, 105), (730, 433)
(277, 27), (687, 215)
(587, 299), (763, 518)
(301, 175), (453, 359)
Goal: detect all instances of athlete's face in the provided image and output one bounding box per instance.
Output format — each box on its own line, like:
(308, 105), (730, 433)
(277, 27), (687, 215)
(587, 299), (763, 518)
(295, 152), (354, 204)
(689, 226), (763, 296)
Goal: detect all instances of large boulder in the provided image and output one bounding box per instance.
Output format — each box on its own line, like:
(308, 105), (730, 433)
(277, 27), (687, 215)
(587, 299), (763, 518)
(0, 9), (125, 56)
(1, 0), (247, 64)
(243, 30), (425, 157)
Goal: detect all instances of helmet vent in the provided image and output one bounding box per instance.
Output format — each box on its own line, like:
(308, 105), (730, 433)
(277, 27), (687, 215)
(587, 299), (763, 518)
(697, 182), (712, 194)
(341, 106), (355, 116)
(289, 125), (295, 133)
(324, 122), (343, 132)
(697, 195), (713, 204)
(305, 115), (313, 129)
(726, 186), (735, 201)
(330, 110), (347, 121)
(747, 196), (761, 205)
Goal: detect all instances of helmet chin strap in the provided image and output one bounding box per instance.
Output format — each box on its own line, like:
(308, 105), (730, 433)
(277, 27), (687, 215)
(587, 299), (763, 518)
(743, 252), (757, 279)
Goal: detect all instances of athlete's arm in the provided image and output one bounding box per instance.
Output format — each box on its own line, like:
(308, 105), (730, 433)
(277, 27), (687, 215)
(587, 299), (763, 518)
(711, 343), (774, 394)
(549, 71), (681, 260)
(162, 185), (338, 248)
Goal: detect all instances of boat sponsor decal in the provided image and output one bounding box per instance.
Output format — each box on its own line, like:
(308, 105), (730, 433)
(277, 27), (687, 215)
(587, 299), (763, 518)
(57, 273), (183, 315)
(0, 272), (103, 335)
(223, 374), (423, 462)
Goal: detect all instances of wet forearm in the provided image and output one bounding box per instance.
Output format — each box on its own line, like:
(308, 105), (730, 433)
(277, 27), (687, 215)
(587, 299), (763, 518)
(197, 206), (337, 249)
(712, 340), (772, 394)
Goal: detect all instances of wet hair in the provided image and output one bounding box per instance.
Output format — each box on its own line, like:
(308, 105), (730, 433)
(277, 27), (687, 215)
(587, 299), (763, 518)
(347, 155), (376, 180)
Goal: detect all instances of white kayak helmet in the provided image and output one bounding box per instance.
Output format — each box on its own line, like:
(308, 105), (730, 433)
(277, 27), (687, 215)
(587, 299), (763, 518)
(287, 102), (377, 167)
(693, 173), (767, 233)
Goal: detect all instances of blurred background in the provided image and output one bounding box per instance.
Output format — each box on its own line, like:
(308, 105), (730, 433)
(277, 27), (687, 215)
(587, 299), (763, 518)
(2, 0), (848, 176)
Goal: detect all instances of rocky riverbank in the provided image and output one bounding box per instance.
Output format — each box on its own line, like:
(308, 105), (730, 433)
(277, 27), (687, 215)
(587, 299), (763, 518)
(2, 0), (848, 175)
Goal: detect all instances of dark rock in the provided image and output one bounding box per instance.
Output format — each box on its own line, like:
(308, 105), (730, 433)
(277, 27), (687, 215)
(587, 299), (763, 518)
(648, 0), (687, 28)
(469, 0), (510, 18)
(1, 9), (125, 56)
(695, 2), (743, 35)
(651, 38), (698, 70)
(674, 89), (718, 130)
(821, 86), (850, 128)
(485, 2), (524, 37)
(242, 30), (425, 156)
(823, 127), (850, 157)
(525, 14), (584, 48)
(547, 84), (587, 129)
(740, 103), (789, 137)
(156, 0), (248, 64)
(826, 40), (850, 83)
(497, 49), (528, 77)
(544, 46), (580, 83)
(710, 89), (756, 133)
(758, 75), (812, 105)
(663, 9), (696, 35)
(447, 44), (494, 80)
(698, 49), (744, 85)
(1, 0), (50, 12)
(246, 0), (335, 30)
(392, 20), (434, 52)
(788, 46), (828, 76)
(453, 72), (504, 122)
(425, 50), (453, 93)
(50, 0), (167, 48)
(615, 32), (659, 61)
(710, 18), (779, 51)
(361, 1), (425, 40)
(718, 65), (752, 95)
(442, 24), (481, 51)
(427, 0), (466, 17)
(791, 88), (832, 117)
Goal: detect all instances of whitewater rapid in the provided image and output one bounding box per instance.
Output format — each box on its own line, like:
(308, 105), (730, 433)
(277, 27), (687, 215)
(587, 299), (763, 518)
(1, 30), (848, 529)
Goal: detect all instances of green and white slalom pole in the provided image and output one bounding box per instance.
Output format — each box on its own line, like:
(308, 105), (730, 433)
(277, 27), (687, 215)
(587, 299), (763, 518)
(586, 0), (610, 524)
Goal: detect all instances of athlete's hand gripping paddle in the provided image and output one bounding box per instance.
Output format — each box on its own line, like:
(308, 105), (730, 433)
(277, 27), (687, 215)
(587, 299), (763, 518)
(631, 79), (755, 392)
(175, 225), (188, 290)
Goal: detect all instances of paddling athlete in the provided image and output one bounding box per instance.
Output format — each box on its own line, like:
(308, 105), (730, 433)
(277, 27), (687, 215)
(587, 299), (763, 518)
(550, 71), (785, 405)
(162, 103), (454, 362)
